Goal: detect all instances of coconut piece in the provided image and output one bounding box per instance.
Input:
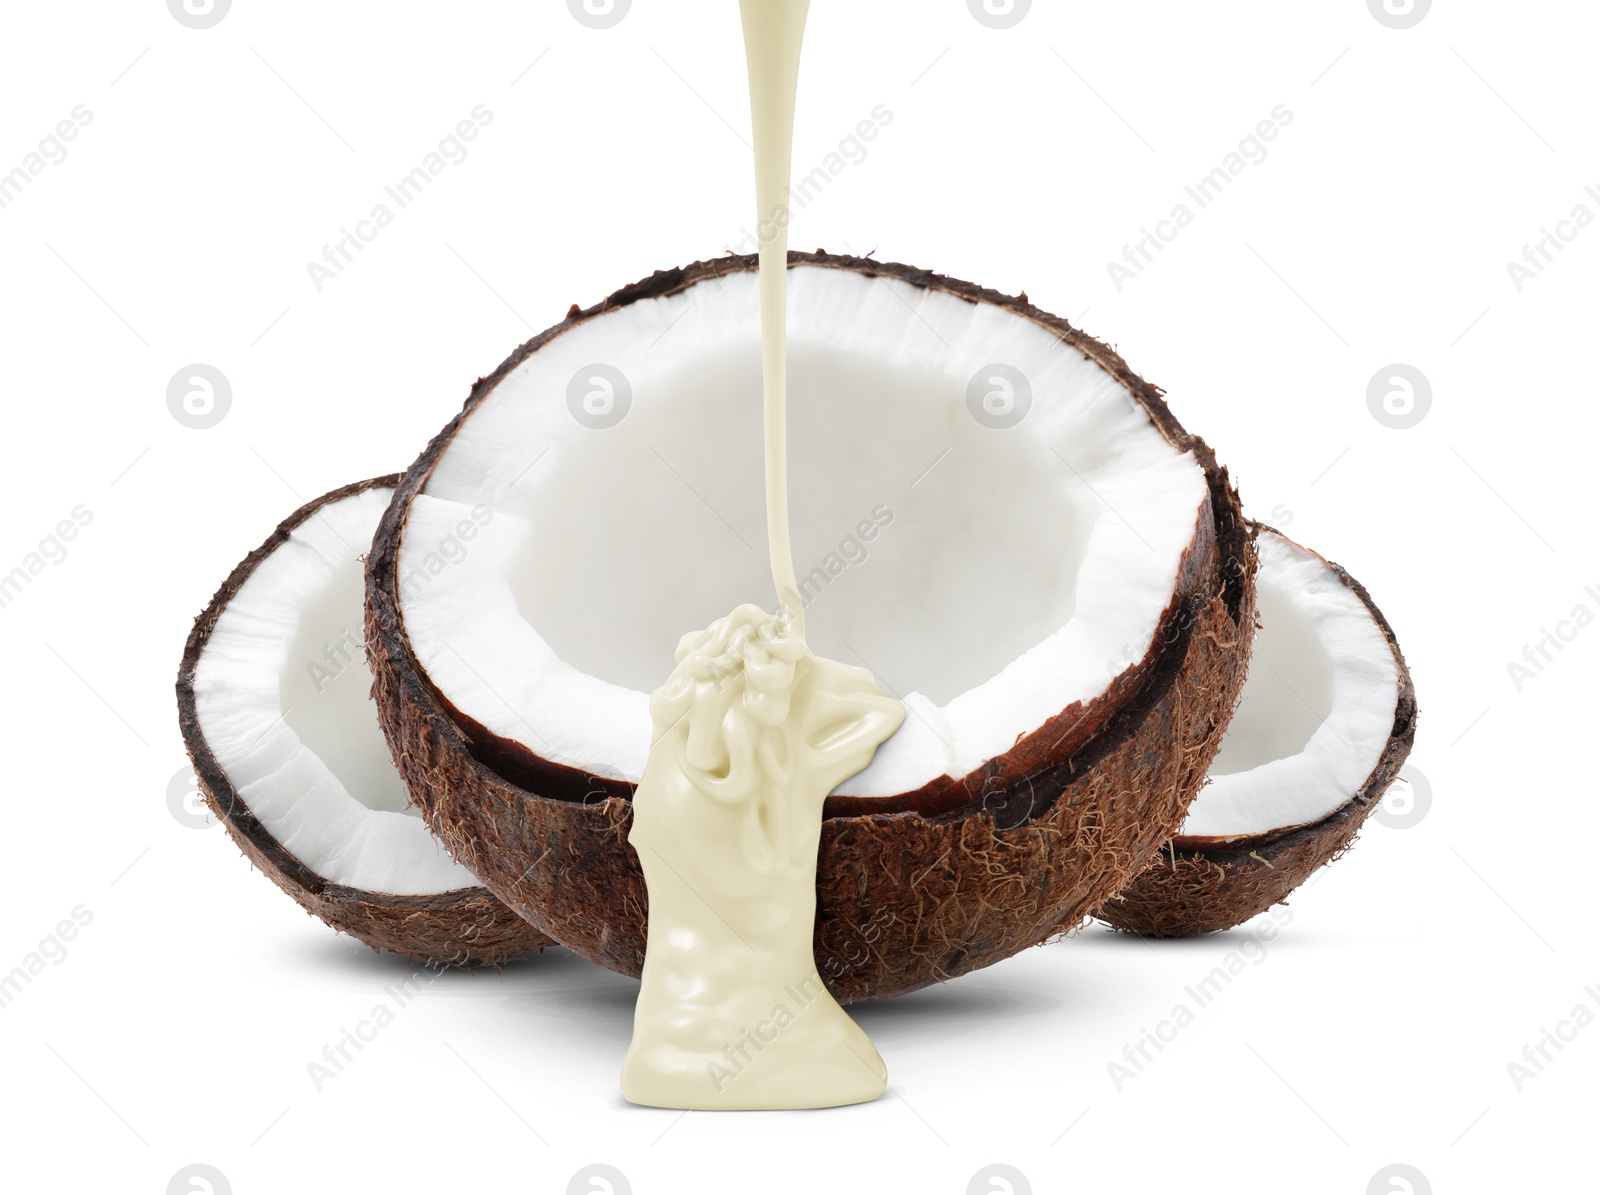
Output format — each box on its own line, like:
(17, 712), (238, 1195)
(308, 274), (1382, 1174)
(176, 477), (552, 966)
(366, 252), (1256, 1001)
(1098, 526), (1417, 937)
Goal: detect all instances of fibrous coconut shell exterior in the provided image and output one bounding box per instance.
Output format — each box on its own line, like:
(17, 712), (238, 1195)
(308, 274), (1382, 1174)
(176, 476), (554, 968)
(1096, 530), (1418, 937)
(365, 253), (1258, 1001)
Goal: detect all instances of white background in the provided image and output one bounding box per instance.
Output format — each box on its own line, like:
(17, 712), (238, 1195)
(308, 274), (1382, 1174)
(1, 1), (1594, 1192)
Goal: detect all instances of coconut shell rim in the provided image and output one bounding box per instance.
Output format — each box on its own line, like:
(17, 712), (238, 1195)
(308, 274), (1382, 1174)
(1168, 521), (1418, 857)
(365, 249), (1255, 824)
(174, 474), (552, 964)
(1098, 521), (1419, 936)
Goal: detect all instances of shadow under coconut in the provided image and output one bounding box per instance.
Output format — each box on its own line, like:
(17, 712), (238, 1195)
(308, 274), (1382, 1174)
(497, 963), (643, 1049)
(270, 926), (581, 994)
(850, 972), (1066, 1043)
(1065, 921), (1355, 956)
(491, 953), (1079, 1060)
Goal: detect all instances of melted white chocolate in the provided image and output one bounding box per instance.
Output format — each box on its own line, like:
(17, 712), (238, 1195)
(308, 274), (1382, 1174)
(621, 607), (902, 1108)
(741, 0), (810, 634)
(621, 0), (906, 1110)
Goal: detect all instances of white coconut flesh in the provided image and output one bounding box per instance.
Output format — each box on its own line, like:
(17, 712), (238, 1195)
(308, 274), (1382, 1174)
(192, 487), (479, 894)
(398, 263), (1212, 797)
(1178, 530), (1400, 844)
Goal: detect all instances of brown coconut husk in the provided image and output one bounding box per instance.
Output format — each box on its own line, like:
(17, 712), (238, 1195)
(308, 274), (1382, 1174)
(1096, 529), (1418, 937)
(176, 476), (554, 967)
(365, 252), (1257, 1001)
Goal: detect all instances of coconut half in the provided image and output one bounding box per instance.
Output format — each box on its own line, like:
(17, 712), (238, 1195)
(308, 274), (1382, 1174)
(176, 477), (552, 966)
(366, 252), (1256, 1000)
(1098, 525), (1417, 937)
